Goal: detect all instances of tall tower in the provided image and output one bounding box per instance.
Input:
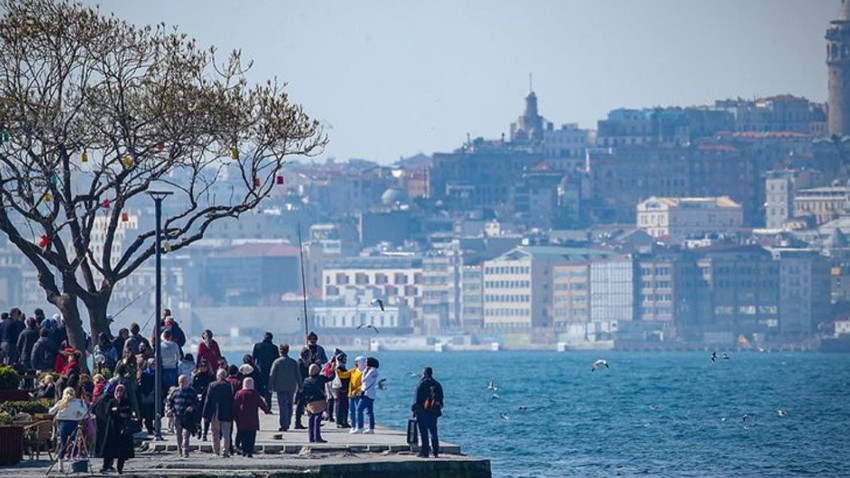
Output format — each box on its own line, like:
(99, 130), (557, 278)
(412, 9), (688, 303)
(827, 0), (850, 137)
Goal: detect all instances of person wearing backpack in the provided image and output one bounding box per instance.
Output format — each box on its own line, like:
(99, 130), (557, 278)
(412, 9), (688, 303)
(412, 366), (444, 458)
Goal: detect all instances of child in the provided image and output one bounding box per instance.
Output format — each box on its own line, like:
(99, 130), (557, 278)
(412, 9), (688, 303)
(178, 353), (196, 379)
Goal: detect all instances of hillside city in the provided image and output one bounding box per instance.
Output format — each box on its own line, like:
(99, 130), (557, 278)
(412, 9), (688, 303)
(3, 10), (850, 353)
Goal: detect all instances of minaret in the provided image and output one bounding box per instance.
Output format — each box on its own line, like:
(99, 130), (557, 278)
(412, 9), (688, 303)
(827, 0), (850, 137)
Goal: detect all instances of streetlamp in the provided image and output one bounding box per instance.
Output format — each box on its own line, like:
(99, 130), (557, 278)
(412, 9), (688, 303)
(147, 190), (172, 440)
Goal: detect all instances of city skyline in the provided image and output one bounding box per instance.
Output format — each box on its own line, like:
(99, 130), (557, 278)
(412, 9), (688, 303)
(85, 0), (835, 163)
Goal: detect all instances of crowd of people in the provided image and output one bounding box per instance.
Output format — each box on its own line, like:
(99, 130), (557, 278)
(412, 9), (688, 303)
(0, 307), (446, 473)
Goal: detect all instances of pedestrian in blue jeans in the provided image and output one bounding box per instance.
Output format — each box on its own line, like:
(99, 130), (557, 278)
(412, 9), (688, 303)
(355, 357), (379, 433)
(49, 388), (88, 470)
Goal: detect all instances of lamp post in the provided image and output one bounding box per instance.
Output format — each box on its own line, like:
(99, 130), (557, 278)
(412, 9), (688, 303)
(147, 190), (172, 440)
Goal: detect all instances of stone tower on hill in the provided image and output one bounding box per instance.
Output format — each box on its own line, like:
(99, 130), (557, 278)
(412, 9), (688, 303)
(827, 0), (850, 137)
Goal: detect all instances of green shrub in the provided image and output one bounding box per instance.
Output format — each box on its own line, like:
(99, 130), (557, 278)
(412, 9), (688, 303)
(0, 412), (11, 426)
(0, 366), (20, 390)
(0, 400), (52, 415)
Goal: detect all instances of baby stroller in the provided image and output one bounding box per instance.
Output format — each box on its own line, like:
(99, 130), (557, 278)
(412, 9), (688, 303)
(46, 411), (94, 476)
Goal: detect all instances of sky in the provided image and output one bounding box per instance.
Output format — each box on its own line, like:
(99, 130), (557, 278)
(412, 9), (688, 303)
(87, 1), (837, 164)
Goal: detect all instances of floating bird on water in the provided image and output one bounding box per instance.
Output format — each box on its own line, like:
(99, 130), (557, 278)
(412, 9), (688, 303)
(491, 394), (501, 401)
(711, 352), (718, 363)
(377, 378), (387, 390)
(499, 412), (510, 421)
(487, 379), (498, 391)
(518, 406), (528, 412)
(591, 359), (609, 372)
(371, 298), (385, 312)
(776, 409), (787, 417)
(723, 352), (730, 360)
(356, 323), (379, 334)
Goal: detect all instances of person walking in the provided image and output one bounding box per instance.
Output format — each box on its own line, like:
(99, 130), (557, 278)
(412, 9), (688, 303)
(192, 360), (214, 440)
(356, 357), (380, 434)
(302, 364), (334, 443)
(16, 317), (39, 370)
(233, 377), (270, 457)
(196, 330), (221, 372)
(30, 328), (58, 372)
(293, 347), (311, 429)
(160, 330), (181, 388)
(202, 369), (235, 457)
(49, 387), (88, 470)
(268, 343), (301, 432)
(337, 356), (365, 433)
(167, 374), (200, 458)
(412, 367), (444, 458)
(100, 384), (135, 474)
(251, 332), (278, 405)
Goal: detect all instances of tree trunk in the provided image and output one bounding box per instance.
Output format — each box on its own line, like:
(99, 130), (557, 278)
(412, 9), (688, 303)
(48, 292), (90, 374)
(85, 292), (112, 344)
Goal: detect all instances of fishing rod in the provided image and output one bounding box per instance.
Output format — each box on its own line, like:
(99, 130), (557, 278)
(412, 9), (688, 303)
(297, 223), (309, 337)
(111, 285), (156, 320)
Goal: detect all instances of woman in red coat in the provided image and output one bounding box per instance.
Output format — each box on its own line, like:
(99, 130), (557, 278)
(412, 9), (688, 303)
(233, 377), (270, 457)
(195, 330), (221, 374)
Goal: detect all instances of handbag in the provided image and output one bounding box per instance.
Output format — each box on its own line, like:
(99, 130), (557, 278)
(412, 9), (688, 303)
(306, 400), (328, 415)
(122, 419), (142, 436)
(406, 418), (418, 444)
(84, 417), (96, 436)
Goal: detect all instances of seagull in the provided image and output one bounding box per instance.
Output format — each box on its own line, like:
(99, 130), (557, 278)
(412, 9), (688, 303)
(371, 298), (385, 312)
(776, 409), (787, 417)
(742, 414), (751, 422)
(517, 406), (528, 412)
(408, 372), (419, 378)
(591, 359), (609, 372)
(491, 394), (500, 401)
(377, 378), (387, 390)
(487, 379), (498, 391)
(499, 412), (510, 421)
(356, 323), (379, 334)
(711, 352), (718, 363)
(722, 352), (730, 360)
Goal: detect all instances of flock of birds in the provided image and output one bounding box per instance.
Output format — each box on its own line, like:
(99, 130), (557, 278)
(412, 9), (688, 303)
(484, 352), (790, 425)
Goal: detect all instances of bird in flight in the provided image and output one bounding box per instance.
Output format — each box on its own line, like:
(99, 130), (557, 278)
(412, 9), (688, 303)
(591, 359), (609, 372)
(408, 371), (419, 378)
(711, 352), (718, 363)
(356, 323), (379, 334)
(371, 298), (385, 311)
(517, 406), (528, 412)
(499, 412), (510, 421)
(491, 393), (500, 401)
(377, 378), (387, 390)
(722, 352), (730, 360)
(487, 379), (498, 391)
(742, 414), (751, 422)
(775, 409), (787, 417)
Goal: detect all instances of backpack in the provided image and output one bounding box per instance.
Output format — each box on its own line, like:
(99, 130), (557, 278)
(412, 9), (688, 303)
(423, 384), (442, 417)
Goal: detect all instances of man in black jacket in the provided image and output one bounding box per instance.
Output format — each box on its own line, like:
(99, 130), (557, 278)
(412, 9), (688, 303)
(251, 332), (278, 405)
(30, 328), (59, 372)
(412, 367), (444, 458)
(202, 369), (235, 457)
(16, 318), (40, 370)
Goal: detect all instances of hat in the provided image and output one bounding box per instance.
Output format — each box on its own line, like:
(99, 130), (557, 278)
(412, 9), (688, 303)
(239, 364), (254, 375)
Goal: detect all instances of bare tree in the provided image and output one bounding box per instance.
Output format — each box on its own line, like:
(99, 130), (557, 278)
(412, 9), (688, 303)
(0, 0), (326, 351)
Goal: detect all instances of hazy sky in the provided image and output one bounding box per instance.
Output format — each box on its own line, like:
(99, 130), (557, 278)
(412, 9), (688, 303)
(88, 1), (837, 164)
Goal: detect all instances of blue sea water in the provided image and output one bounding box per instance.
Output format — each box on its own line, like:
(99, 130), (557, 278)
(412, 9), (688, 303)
(228, 350), (850, 477)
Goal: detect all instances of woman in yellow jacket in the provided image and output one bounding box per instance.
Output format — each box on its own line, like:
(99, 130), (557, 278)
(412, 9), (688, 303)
(336, 355), (365, 433)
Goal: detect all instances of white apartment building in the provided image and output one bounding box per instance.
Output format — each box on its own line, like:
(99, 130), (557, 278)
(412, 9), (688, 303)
(322, 255), (423, 325)
(590, 255), (637, 323)
(636, 196), (743, 241)
(312, 302), (411, 332)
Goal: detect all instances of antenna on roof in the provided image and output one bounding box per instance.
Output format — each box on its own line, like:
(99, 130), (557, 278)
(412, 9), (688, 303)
(529, 72), (533, 93)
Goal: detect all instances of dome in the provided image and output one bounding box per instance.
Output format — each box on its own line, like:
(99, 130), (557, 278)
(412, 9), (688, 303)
(381, 187), (407, 206)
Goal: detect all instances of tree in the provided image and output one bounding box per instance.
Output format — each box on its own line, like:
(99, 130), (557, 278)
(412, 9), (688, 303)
(0, 0), (326, 352)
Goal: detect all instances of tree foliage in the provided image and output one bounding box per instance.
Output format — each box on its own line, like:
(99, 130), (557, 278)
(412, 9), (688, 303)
(0, 0), (326, 349)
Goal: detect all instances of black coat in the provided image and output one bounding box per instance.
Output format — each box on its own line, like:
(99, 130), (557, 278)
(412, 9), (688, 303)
(30, 336), (59, 371)
(202, 379), (235, 422)
(100, 397), (135, 460)
(413, 377), (444, 416)
(302, 374), (333, 403)
(50, 324), (67, 348)
(252, 340), (279, 381)
(16, 327), (39, 367)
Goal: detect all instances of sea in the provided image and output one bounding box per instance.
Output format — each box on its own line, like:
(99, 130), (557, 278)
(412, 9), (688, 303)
(224, 350), (850, 478)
